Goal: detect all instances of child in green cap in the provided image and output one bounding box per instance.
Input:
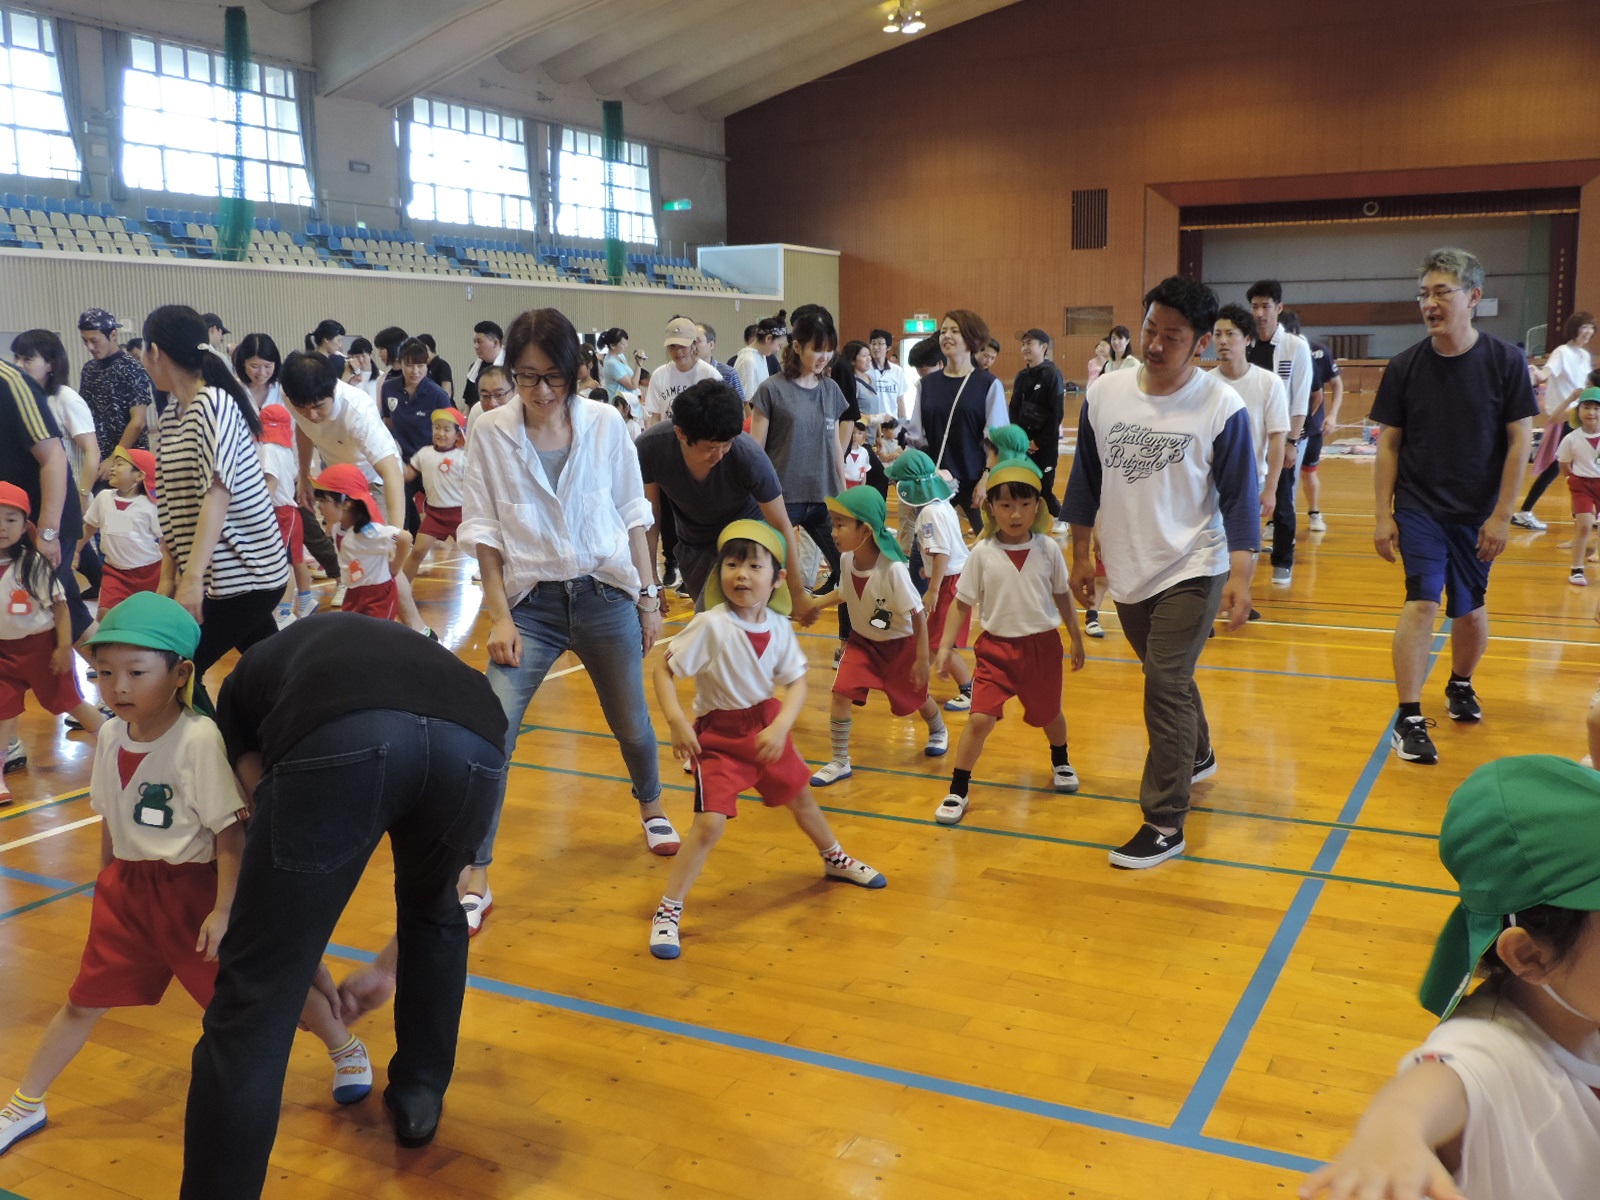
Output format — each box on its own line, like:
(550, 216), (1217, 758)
(810, 486), (949, 786)
(649, 519), (885, 960)
(887, 448), (975, 711)
(0, 593), (373, 1159)
(1305, 755), (1600, 1200)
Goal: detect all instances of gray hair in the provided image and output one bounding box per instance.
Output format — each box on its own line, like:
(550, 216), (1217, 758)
(1420, 247), (1484, 293)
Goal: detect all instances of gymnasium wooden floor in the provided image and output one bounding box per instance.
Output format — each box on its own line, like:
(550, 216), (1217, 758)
(2, 459), (1596, 1199)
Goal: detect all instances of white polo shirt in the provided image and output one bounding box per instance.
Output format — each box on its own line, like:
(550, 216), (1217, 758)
(955, 534), (1070, 638)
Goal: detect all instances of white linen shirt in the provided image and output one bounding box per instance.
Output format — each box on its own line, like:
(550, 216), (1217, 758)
(458, 395), (653, 606)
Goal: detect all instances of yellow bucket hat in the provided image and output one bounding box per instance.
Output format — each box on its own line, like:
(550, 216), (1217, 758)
(702, 519), (792, 615)
(981, 456), (1053, 537)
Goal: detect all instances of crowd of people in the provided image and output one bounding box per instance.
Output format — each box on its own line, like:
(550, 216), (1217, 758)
(0, 242), (1594, 1200)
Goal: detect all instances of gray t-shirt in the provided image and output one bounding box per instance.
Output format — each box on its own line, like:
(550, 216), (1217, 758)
(634, 424), (782, 547)
(536, 445), (570, 489)
(750, 374), (848, 503)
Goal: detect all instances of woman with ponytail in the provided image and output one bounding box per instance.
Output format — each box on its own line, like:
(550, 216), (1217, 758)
(143, 305), (289, 706)
(305, 319), (347, 378)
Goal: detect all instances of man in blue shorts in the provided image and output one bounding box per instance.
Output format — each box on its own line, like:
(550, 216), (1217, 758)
(1371, 247), (1536, 764)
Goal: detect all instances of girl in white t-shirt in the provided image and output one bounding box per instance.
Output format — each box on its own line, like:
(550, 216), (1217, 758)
(313, 465), (411, 625)
(887, 449), (975, 711)
(1558, 390), (1600, 586)
(80, 447), (163, 618)
(1304, 755), (1600, 1200)
(403, 408), (468, 580)
(843, 419), (871, 488)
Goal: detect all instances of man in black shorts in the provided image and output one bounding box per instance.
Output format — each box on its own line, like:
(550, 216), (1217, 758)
(1281, 310), (1340, 533)
(1371, 247), (1536, 765)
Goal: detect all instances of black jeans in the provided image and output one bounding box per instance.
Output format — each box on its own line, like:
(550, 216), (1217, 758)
(76, 536), (103, 595)
(1271, 451), (1299, 570)
(949, 477), (983, 535)
(54, 536), (93, 641)
(180, 711), (506, 1200)
(786, 500), (850, 640)
(659, 502), (679, 575)
(193, 587), (282, 710)
(1029, 450), (1062, 518)
(1522, 460), (1560, 513)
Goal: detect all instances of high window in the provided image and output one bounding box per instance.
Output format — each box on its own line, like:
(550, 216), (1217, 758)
(0, 7), (79, 181)
(406, 98), (534, 231)
(122, 34), (312, 205)
(555, 128), (655, 244)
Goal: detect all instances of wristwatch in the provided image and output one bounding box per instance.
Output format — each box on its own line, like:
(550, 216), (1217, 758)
(641, 584), (660, 599)
(39, 526), (57, 542)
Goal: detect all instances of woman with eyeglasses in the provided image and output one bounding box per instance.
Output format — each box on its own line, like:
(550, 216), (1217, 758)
(456, 308), (673, 936)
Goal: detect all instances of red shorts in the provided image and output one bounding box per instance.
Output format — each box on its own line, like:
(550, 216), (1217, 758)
(341, 578), (398, 621)
(833, 631), (928, 716)
(274, 504), (304, 563)
(1571, 476), (1600, 517)
(98, 560), (163, 615)
(971, 630), (1064, 726)
(0, 629), (83, 719)
(418, 504), (462, 541)
(927, 574), (971, 650)
(691, 698), (812, 818)
(68, 858), (220, 1008)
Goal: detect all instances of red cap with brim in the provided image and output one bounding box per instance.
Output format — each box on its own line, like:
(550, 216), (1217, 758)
(0, 481), (30, 517)
(314, 463), (379, 519)
(113, 447), (158, 501)
(259, 405), (295, 449)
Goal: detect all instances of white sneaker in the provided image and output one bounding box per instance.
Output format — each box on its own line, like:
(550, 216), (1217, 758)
(641, 814), (681, 856)
(332, 583), (348, 606)
(4, 738), (25, 773)
(924, 726), (949, 757)
(1572, 570), (1589, 588)
(276, 602), (293, 623)
(0, 1098), (46, 1154)
(1051, 520), (1069, 535)
(1053, 763), (1079, 793)
(823, 854), (887, 888)
(1308, 511), (1326, 533)
(1510, 511), (1547, 530)
(331, 1039), (373, 1104)
(649, 912), (681, 959)
(810, 759), (852, 786)
(935, 793), (969, 825)
(296, 593), (321, 618)
(461, 889), (493, 937)
(942, 691), (972, 712)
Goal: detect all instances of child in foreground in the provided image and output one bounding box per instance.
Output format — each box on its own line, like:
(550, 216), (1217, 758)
(313, 464), (413, 624)
(934, 458), (1085, 826)
(0, 594), (371, 1157)
(1304, 755), (1600, 1200)
(649, 520), (886, 960)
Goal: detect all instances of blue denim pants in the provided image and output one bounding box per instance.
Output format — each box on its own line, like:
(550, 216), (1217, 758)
(476, 577), (662, 867)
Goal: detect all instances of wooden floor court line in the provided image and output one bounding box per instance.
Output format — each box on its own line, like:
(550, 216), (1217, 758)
(0, 788), (90, 823)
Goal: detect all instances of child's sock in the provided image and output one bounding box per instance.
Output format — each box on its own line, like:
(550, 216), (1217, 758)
(1050, 741), (1070, 766)
(1398, 701), (1423, 721)
(925, 710), (947, 737)
(297, 589), (313, 605)
(328, 1035), (362, 1062)
(829, 717), (852, 764)
(654, 896), (684, 923)
(1448, 672), (1472, 686)
(819, 842), (851, 867)
(949, 768), (972, 798)
(5, 1090), (43, 1115)
(959, 680), (972, 697)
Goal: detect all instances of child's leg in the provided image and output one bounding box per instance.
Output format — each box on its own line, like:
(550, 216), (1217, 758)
(812, 692), (855, 784)
(953, 713), (997, 775)
(66, 701), (104, 735)
(299, 983), (353, 1053)
(300, 981), (373, 1103)
(402, 533), (438, 582)
(1043, 710), (1078, 790)
(17, 1002), (108, 1098)
(946, 652), (973, 688)
(789, 789), (885, 886)
(917, 695), (948, 755)
(1574, 514), (1595, 571)
(292, 558), (314, 595)
(659, 812), (726, 905)
(394, 571), (429, 633)
(1044, 710), (1069, 748)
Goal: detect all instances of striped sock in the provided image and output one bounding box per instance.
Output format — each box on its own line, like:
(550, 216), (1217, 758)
(926, 710), (946, 737)
(7, 1090), (43, 1114)
(829, 717), (851, 765)
(820, 842), (850, 867)
(328, 1035), (361, 1062)
(655, 896), (683, 923)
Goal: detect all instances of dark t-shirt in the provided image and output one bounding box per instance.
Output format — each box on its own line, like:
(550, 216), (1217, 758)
(1305, 339), (1340, 436)
(919, 368), (1000, 483)
(215, 612), (508, 770)
(1009, 363), (1065, 455)
(0, 360), (82, 543)
(1369, 331), (1537, 524)
(381, 375), (452, 461)
(634, 424), (782, 547)
(428, 357), (454, 392)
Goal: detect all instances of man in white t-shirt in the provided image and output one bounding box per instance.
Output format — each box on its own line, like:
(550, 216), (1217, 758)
(1210, 304), (1290, 514)
(867, 329), (910, 420)
(1246, 280), (1313, 586)
(643, 317), (723, 427)
(1063, 276), (1260, 870)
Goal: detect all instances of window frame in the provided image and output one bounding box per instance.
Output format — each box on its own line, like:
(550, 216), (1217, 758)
(403, 96), (535, 233)
(0, 5), (81, 183)
(554, 127), (657, 246)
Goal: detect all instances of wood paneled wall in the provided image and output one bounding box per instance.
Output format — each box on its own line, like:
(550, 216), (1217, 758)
(727, 0), (1600, 377)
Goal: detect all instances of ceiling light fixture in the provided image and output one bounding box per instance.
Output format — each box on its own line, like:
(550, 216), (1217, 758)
(883, 3), (925, 34)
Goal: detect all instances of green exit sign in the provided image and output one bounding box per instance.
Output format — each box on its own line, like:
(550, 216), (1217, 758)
(662, 198), (693, 212)
(903, 317), (936, 335)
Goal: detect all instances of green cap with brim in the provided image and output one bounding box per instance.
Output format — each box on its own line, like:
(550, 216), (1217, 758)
(980, 456), (1054, 538)
(825, 486), (907, 563)
(885, 447), (953, 509)
(702, 519), (792, 615)
(1419, 755), (1600, 1018)
(83, 592), (203, 709)
(986, 424), (1031, 458)
(1578, 387), (1600, 407)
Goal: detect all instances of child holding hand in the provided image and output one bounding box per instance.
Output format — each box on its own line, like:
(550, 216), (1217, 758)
(313, 464), (413, 624)
(934, 457), (1085, 826)
(403, 407), (468, 580)
(649, 520), (886, 960)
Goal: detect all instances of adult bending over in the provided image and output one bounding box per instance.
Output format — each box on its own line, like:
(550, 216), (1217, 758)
(458, 308), (672, 936)
(180, 614), (507, 1198)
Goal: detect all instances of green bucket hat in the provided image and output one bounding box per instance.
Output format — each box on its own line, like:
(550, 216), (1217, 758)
(986, 424), (1030, 459)
(825, 486), (907, 563)
(84, 592), (204, 709)
(1419, 755), (1600, 1018)
(885, 448), (953, 509)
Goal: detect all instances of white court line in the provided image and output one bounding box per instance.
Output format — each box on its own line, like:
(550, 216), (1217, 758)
(1245, 618), (1599, 649)
(539, 631), (678, 682)
(0, 815), (101, 853)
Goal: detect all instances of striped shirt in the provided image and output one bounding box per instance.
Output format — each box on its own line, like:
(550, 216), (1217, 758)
(158, 388), (289, 598)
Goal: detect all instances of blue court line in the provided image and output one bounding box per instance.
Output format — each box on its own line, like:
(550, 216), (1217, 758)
(322, 941), (1322, 1176)
(0, 879), (93, 922)
(509, 760), (1453, 898)
(1169, 622), (1451, 1139)
(0, 864), (78, 890)
(519, 721), (1441, 843)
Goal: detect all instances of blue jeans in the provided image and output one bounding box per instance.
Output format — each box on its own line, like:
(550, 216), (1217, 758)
(181, 711), (506, 1200)
(477, 577), (661, 867)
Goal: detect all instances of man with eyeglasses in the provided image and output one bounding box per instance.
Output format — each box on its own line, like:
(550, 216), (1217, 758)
(461, 320), (504, 411)
(465, 364), (512, 442)
(1371, 247), (1536, 766)
(1245, 281), (1313, 587)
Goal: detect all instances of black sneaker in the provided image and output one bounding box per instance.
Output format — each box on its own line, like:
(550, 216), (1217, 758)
(1392, 715), (1439, 764)
(1444, 680), (1481, 722)
(1191, 747), (1218, 784)
(1247, 608), (1261, 621)
(662, 564), (682, 591)
(1109, 823), (1186, 869)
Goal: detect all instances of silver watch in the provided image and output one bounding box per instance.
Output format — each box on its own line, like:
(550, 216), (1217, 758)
(39, 526), (58, 543)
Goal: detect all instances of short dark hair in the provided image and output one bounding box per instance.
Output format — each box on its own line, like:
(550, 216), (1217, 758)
(907, 335), (945, 371)
(943, 309), (991, 356)
(1246, 279), (1283, 305)
(985, 337), (1001, 353)
(697, 321), (717, 344)
(1565, 311), (1597, 342)
(1279, 309), (1301, 335)
(397, 337), (431, 365)
(989, 478), (1041, 503)
(742, 324), (759, 343)
(280, 351), (342, 406)
(473, 320), (504, 342)
(416, 333), (437, 353)
(1214, 303), (1254, 337)
(1143, 276), (1220, 338)
(672, 379), (744, 443)
(506, 309), (580, 396)
(869, 329), (893, 346)
(721, 536), (780, 573)
(374, 326), (408, 357)
(9, 329), (69, 395)
(347, 336), (373, 356)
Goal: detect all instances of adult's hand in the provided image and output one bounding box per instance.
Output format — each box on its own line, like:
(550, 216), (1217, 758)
(335, 961), (396, 1023)
(1259, 488), (1276, 524)
(1374, 514), (1400, 563)
(639, 606), (663, 655)
(296, 475), (316, 510)
(1069, 558), (1097, 611)
(1220, 574), (1253, 632)
(487, 613), (521, 666)
(34, 531), (61, 567)
(174, 571), (205, 622)
(1477, 512), (1511, 562)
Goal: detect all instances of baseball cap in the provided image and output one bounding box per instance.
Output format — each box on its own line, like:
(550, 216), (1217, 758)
(703, 519), (792, 615)
(84, 592), (203, 708)
(112, 447), (159, 500)
(1419, 755), (1600, 1018)
(257, 405), (294, 449)
(314, 463), (379, 520)
(825, 486), (907, 563)
(1578, 387), (1600, 407)
(1020, 328), (1052, 345)
(202, 312), (229, 335)
(0, 481), (30, 516)
(77, 308), (119, 335)
(980, 456), (1052, 537)
(664, 317), (699, 348)
(886, 448), (954, 509)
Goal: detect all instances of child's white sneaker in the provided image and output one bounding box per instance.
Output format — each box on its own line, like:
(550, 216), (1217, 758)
(461, 889), (493, 937)
(810, 760), (852, 786)
(0, 1097), (46, 1155)
(649, 912), (681, 959)
(297, 593), (321, 618)
(330, 1038), (373, 1104)
(935, 793), (969, 825)
(823, 853), (887, 888)
(1053, 763), (1080, 793)
(924, 727), (949, 757)
(942, 691), (972, 712)
(641, 814), (681, 856)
